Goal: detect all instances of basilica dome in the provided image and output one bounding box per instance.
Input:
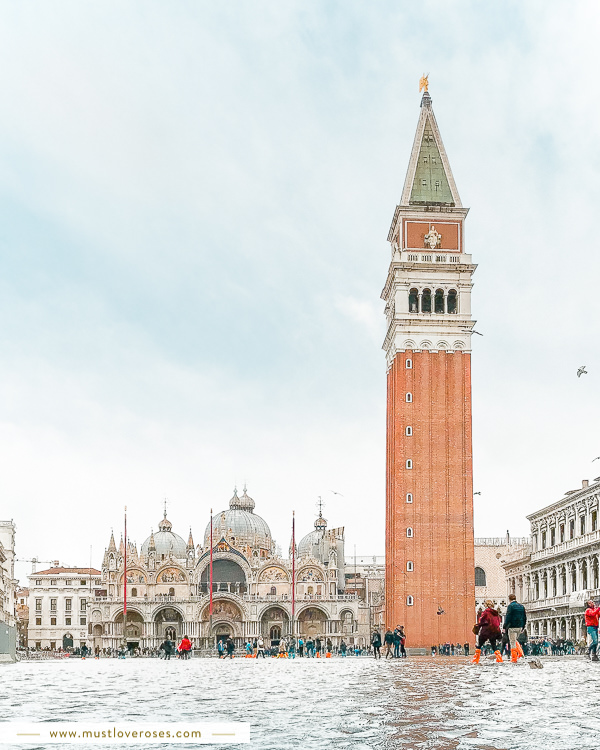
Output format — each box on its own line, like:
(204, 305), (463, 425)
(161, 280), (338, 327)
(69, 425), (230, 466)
(204, 487), (273, 552)
(141, 513), (187, 559)
(297, 514), (328, 558)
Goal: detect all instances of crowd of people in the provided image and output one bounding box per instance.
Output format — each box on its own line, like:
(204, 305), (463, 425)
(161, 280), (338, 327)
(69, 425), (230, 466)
(370, 625), (406, 658)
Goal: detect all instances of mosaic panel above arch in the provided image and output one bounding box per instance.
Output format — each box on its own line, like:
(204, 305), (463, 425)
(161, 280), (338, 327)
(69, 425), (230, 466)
(297, 567), (323, 582)
(258, 566), (289, 583)
(157, 567), (187, 583)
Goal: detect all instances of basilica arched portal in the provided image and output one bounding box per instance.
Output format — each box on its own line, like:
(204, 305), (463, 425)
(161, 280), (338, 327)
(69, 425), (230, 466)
(153, 607), (184, 641)
(297, 606), (327, 637)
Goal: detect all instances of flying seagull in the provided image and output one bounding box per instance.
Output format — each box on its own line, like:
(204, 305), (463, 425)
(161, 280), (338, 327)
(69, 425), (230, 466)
(577, 366), (588, 378)
(330, 490), (344, 497)
(474, 491), (481, 496)
(436, 605), (445, 616)
(593, 457), (600, 462)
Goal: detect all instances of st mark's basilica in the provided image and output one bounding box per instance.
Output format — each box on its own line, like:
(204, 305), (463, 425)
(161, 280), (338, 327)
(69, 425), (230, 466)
(90, 487), (369, 651)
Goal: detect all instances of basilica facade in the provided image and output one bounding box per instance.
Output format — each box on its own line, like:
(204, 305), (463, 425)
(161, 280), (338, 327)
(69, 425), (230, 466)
(89, 488), (368, 651)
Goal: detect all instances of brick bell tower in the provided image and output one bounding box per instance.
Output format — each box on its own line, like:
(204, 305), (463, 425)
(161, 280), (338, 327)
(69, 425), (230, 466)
(382, 85), (476, 648)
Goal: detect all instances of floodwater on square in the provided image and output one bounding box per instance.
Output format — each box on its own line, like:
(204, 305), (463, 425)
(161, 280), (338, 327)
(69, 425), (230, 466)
(1, 655), (600, 749)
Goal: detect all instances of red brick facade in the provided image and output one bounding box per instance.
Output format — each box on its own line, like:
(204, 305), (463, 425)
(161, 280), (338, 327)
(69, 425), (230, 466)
(385, 349), (475, 646)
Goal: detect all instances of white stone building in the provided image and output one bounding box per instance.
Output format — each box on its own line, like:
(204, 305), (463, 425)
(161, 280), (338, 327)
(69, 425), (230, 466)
(27, 567), (102, 650)
(90, 488), (370, 652)
(474, 536), (528, 614)
(503, 478), (600, 642)
(0, 520), (17, 661)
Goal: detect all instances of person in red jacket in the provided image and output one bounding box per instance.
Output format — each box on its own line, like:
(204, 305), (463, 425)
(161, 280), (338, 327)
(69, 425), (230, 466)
(585, 601), (600, 662)
(472, 600), (503, 664)
(178, 635), (193, 660)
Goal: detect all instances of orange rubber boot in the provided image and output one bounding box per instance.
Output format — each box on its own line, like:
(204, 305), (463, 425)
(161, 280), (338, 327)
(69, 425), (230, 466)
(510, 648), (518, 663)
(516, 642), (524, 658)
(494, 650), (503, 663)
(471, 648), (481, 664)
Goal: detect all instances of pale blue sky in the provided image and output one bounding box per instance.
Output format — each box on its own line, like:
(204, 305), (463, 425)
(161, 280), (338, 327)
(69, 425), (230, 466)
(2, 1), (600, 583)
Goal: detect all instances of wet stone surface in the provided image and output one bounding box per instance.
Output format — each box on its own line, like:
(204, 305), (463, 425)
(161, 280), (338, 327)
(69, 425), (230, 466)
(2, 655), (600, 749)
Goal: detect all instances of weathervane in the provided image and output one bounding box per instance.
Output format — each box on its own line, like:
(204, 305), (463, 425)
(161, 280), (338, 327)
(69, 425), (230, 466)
(419, 74), (429, 93)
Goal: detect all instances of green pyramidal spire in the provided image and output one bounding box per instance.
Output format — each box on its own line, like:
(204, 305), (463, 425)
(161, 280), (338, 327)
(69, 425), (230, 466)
(401, 91), (461, 208)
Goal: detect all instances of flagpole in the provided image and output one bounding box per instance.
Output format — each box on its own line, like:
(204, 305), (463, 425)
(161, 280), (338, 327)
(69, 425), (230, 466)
(123, 506), (127, 650)
(209, 508), (213, 647)
(291, 510), (295, 640)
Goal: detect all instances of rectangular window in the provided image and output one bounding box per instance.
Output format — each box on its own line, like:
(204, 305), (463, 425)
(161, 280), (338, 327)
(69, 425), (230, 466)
(35, 598), (42, 612)
(570, 519), (575, 539)
(65, 580), (72, 586)
(550, 528), (555, 546)
(560, 525), (565, 543)
(50, 599), (57, 612)
(65, 599), (72, 611)
(50, 579), (56, 586)
(541, 531), (546, 549)
(36, 642), (41, 649)
(35, 580), (42, 586)
(580, 516), (586, 535)
(50, 617), (56, 626)
(35, 618), (41, 626)
(80, 599), (87, 611)
(592, 511), (598, 532)
(80, 617), (87, 626)
(65, 617), (71, 626)
(80, 580), (86, 586)
(50, 642), (56, 650)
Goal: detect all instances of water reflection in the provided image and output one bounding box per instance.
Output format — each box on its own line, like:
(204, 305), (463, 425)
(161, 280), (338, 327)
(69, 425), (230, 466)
(1, 656), (599, 749)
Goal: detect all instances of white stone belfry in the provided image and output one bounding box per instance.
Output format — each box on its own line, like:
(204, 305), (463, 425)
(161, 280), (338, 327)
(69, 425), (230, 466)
(382, 90), (477, 368)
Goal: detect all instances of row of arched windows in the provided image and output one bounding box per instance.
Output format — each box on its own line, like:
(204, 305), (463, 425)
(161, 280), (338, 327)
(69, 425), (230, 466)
(409, 288), (458, 314)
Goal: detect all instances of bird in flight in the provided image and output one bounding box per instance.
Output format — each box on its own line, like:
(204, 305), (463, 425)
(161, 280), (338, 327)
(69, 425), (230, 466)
(593, 457), (600, 462)
(436, 605), (445, 616)
(577, 366), (588, 378)
(330, 490), (344, 497)
(474, 491), (481, 496)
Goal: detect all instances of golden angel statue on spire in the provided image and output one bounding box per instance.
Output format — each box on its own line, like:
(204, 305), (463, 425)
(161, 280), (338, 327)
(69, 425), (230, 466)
(419, 74), (429, 93)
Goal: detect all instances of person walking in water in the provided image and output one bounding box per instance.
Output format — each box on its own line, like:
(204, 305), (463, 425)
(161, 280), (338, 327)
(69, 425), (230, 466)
(371, 629), (382, 659)
(178, 635), (192, 660)
(384, 629), (394, 659)
(585, 600), (600, 662)
(399, 626), (407, 658)
(503, 594), (527, 663)
(225, 637), (235, 659)
(472, 600), (503, 664)
(256, 636), (266, 658)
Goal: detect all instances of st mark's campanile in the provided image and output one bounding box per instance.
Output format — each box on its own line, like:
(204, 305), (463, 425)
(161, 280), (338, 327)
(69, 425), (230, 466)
(382, 85), (476, 647)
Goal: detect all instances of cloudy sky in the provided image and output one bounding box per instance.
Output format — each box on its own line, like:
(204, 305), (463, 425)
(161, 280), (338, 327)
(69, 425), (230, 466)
(2, 1), (600, 584)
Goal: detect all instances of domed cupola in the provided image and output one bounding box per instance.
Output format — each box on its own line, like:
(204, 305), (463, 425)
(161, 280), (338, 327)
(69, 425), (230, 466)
(204, 485), (273, 553)
(297, 512), (328, 559)
(141, 509), (187, 559)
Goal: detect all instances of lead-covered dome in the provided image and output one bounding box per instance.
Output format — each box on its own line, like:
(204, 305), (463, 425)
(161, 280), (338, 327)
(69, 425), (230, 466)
(204, 487), (273, 552)
(141, 513), (187, 558)
(297, 514), (327, 558)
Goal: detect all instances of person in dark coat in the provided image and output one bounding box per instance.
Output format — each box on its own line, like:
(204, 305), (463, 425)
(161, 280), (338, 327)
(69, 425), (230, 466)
(472, 600), (503, 664)
(393, 628), (401, 658)
(503, 593), (527, 663)
(384, 630), (394, 659)
(160, 639), (174, 660)
(371, 630), (382, 659)
(225, 637), (235, 658)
